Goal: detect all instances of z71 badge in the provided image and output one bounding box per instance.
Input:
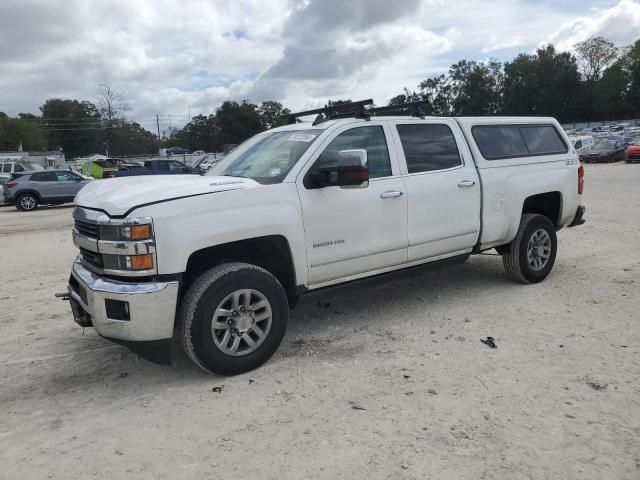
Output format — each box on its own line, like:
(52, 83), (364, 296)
(312, 239), (345, 248)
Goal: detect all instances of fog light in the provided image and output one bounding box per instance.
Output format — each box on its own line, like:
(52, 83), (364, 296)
(105, 299), (130, 321)
(128, 254), (154, 270)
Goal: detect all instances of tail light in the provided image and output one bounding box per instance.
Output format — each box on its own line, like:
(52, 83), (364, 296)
(578, 165), (584, 195)
(3, 182), (17, 189)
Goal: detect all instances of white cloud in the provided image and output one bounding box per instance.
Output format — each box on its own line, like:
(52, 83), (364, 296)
(0, 0), (639, 132)
(543, 0), (640, 50)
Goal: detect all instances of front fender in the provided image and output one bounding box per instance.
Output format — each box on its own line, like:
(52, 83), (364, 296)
(133, 183), (309, 287)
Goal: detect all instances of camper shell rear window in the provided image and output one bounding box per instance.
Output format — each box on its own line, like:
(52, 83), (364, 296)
(472, 124), (568, 160)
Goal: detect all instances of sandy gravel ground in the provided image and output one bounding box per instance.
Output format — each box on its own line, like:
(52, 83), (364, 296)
(1, 163), (639, 480)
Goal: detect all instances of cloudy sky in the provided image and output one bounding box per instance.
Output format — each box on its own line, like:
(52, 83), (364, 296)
(1, 0), (639, 132)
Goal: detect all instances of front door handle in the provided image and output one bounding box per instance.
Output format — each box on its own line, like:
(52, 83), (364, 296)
(457, 180), (475, 188)
(380, 190), (403, 199)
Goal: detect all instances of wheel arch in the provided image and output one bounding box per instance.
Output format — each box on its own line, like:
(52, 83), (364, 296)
(16, 189), (43, 202)
(522, 191), (562, 226)
(183, 235), (298, 306)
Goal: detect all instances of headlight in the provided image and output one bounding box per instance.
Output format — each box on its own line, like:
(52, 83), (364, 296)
(99, 218), (153, 241)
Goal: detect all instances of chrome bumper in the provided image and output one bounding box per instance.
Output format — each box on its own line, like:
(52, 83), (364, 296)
(68, 258), (179, 341)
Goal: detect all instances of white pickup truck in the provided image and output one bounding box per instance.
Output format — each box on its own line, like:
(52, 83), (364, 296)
(66, 100), (586, 375)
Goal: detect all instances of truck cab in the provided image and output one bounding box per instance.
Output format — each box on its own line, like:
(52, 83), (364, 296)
(66, 100), (585, 375)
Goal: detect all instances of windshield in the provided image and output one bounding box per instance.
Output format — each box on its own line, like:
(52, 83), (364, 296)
(207, 129), (322, 184)
(26, 162), (44, 170)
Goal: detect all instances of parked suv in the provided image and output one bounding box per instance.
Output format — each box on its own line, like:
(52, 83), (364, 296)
(65, 100), (585, 375)
(3, 170), (91, 211)
(1, 161), (45, 174)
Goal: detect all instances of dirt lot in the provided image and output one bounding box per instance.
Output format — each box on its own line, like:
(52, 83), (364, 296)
(1, 163), (639, 480)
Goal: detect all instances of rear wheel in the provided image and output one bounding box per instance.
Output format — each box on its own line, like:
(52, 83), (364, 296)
(502, 214), (557, 284)
(16, 193), (38, 211)
(179, 262), (289, 376)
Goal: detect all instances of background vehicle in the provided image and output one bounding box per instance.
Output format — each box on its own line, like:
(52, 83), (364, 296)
(569, 135), (594, 158)
(114, 159), (195, 177)
(3, 170), (91, 211)
(583, 140), (626, 162)
(0, 174), (10, 203)
(66, 100), (585, 376)
(1, 161), (45, 174)
(625, 144), (640, 163)
(191, 155), (219, 174)
(81, 159), (119, 179)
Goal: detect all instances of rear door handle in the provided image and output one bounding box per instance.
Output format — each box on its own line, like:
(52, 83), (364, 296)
(457, 180), (475, 188)
(380, 190), (403, 199)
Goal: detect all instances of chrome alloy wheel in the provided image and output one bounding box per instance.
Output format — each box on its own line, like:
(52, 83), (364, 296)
(20, 195), (36, 210)
(526, 228), (551, 271)
(211, 289), (272, 356)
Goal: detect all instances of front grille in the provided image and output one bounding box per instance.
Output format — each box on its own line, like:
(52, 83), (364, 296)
(79, 247), (103, 268)
(628, 154), (640, 160)
(75, 220), (99, 239)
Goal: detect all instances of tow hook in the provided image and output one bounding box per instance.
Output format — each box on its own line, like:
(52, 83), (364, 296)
(55, 292), (70, 301)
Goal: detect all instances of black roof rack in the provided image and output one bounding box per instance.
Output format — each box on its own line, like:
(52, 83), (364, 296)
(283, 98), (431, 125)
(285, 99), (374, 125)
(368, 100), (430, 118)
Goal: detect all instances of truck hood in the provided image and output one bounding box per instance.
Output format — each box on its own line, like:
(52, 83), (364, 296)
(75, 175), (260, 216)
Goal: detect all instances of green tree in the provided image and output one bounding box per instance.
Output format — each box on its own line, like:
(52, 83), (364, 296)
(626, 39), (640, 117)
(503, 46), (582, 122)
(40, 99), (101, 157)
(388, 88), (421, 106)
(108, 120), (161, 157)
(594, 61), (632, 120)
(215, 101), (263, 147)
(171, 114), (220, 152)
(574, 36), (619, 82)
(449, 60), (503, 115)
(257, 101), (291, 129)
(418, 75), (454, 115)
(0, 116), (47, 151)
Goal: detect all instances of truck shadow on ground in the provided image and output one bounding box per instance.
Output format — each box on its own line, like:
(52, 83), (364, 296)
(3, 255), (517, 404)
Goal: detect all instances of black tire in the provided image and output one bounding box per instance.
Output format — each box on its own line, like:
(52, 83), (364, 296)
(178, 262), (289, 376)
(502, 214), (557, 284)
(16, 193), (38, 211)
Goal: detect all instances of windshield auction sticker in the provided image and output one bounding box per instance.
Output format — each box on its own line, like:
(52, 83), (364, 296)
(287, 133), (317, 142)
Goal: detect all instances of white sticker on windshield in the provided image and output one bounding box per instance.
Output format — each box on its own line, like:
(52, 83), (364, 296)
(269, 168), (282, 177)
(288, 133), (317, 143)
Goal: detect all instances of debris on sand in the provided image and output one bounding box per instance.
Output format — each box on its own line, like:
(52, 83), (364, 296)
(212, 386), (224, 394)
(481, 337), (497, 349)
(584, 378), (607, 391)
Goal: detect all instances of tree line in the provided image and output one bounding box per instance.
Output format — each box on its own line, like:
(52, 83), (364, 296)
(1, 36), (639, 158)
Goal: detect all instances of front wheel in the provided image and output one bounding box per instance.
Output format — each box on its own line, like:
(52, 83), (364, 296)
(16, 193), (38, 211)
(502, 214), (557, 284)
(178, 262), (289, 376)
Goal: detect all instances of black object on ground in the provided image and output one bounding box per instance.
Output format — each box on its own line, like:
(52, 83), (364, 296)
(481, 337), (497, 349)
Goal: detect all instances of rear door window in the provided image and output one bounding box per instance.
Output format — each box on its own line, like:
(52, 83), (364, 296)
(2, 164), (11, 173)
(396, 124), (462, 173)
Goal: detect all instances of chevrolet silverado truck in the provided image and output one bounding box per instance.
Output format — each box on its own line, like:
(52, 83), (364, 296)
(65, 100), (586, 375)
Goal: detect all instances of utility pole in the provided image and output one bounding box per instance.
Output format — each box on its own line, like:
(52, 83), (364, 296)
(156, 114), (161, 139)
